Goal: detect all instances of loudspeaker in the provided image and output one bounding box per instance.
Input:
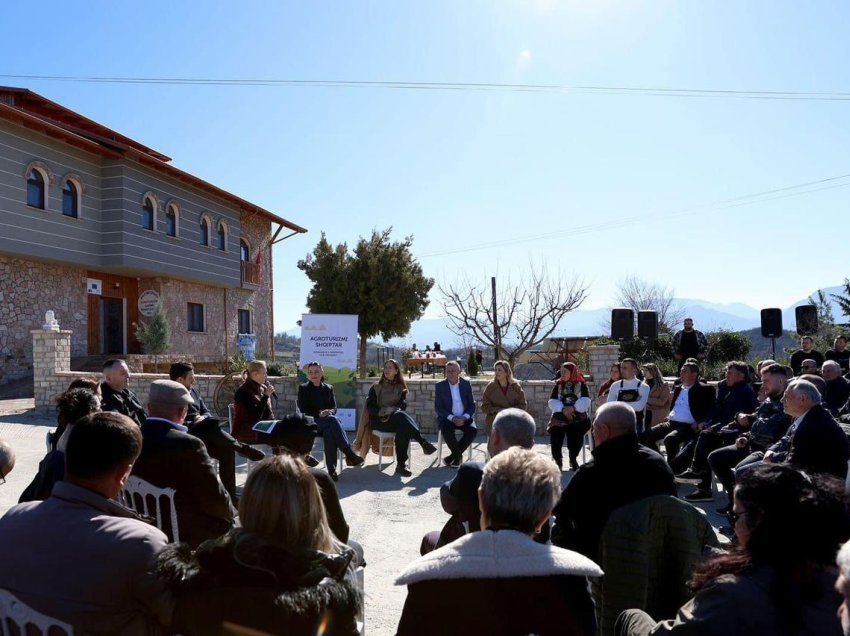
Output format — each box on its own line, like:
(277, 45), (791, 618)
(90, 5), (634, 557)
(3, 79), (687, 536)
(637, 311), (658, 339)
(795, 305), (818, 335)
(760, 308), (783, 338)
(611, 308), (634, 340)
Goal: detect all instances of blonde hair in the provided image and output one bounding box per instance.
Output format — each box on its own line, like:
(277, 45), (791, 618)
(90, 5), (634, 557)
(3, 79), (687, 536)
(494, 360), (516, 384)
(247, 360), (267, 376)
(239, 454), (339, 553)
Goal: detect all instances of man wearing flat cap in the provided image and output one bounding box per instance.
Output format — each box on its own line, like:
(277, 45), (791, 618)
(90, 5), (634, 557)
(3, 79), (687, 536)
(132, 379), (236, 547)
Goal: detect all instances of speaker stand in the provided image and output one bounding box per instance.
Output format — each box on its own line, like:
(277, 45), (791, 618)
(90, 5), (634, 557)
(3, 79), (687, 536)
(769, 337), (776, 361)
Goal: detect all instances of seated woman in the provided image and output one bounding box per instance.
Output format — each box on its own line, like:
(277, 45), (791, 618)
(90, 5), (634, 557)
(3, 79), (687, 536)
(298, 361), (364, 481)
(481, 360), (528, 436)
(396, 447), (602, 635)
(157, 454), (363, 636)
(232, 360), (274, 444)
(616, 463), (850, 636)
(548, 362), (592, 471)
(595, 362), (622, 407)
(367, 359), (436, 477)
(641, 363), (671, 432)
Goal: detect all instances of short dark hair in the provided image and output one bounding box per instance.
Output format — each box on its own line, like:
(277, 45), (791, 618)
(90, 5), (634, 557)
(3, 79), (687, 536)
(837, 335), (848, 343)
(56, 388), (100, 426)
(65, 412), (142, 479)
(801, 336), (814, 344)
(681, 361), (700, 375)
(725, 361), (748, 376)
(102, 359), (126, 372)
(762, 363), (788, 379)
(621, 358), (638, 371)
(67, 376), (100, 393)
(169, 361), (194, 381)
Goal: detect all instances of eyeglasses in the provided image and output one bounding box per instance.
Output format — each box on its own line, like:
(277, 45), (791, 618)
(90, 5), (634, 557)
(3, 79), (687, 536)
(727, 509), (747, 524)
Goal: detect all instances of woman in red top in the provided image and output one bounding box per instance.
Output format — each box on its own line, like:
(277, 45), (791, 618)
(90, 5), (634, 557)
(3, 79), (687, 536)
(232, 361), (274, 443)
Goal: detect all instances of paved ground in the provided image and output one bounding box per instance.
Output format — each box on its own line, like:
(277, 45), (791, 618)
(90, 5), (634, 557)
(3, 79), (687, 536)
(0, 399), (728, 636)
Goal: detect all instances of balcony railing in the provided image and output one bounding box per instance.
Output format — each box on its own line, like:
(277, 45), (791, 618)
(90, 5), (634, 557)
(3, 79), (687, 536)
(241, 261), (261, 286)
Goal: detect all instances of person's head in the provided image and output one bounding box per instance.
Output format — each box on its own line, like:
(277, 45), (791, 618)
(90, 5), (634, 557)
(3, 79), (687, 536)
(0, 439), (15, 484)
(782, 379), (821, 418)
(56, 388), (101, 427)
(102, 359), (130, 392)
(559, 361), (581, 382)
(836, 540), (850, 635)
(683, 318), (694, 331)
(247, 360), (268, 384)
(67, 376), (101, 398)
(801, 336), (814, 352)
(239, 453), (338, 553)
(620, 358), (638, 380)
(146, 379), (192, 424)
(799, 373), (827, 398)
(724, 361), (748, 387)
(679, 360), (700, 386)
(380, 359), (406, 389)
(760, 364), (789, 399)
(169, 362), (195, 389)
(494, 360), (514, 385)
(489, 408), (536, 456)
(477, 447), (560, 537)
(800, 359), (819, 375)
(592, 402), (636, 447)
(836, 336), (848, 352)
(306, 361), (324, 385)
(757, 359), (777, 377)
(445, 360), (461, 385)
(823, 360), (843, 382)
(65, 412), (143, 498)
(640, 363), (662, 387)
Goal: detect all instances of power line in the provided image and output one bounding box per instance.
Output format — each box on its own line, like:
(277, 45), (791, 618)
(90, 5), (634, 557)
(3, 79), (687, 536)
(419, 173), (850, 258)
(3, 73), (850, 101)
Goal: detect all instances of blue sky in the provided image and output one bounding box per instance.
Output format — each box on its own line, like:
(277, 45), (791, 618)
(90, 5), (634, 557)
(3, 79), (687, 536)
(3, 1), (849, 332)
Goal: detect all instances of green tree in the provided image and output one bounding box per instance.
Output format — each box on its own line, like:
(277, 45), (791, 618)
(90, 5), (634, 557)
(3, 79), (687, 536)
(831, 278), (850, 327)
(297, 228), (434, 378)
(467, 350), (479, 377)
(134, 306), (170, 373)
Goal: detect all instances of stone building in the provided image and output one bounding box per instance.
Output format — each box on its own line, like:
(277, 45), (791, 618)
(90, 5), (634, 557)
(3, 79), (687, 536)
(0, 86), (306, 384)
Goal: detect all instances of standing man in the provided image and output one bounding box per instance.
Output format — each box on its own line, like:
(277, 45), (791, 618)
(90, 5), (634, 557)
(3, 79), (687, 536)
(826, 335), (850, 375)
(100, 359), (146, 426)
(606, 358), (650, 430)
(435, 361), (477, 467)
(789, 336), (825, 376)
(672, 318), (708, 370)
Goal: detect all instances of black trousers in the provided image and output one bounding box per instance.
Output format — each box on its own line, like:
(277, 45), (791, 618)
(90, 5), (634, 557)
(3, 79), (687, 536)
(438, 418), (477, 458)
(640, 420), (696, 464)
(371, 411), (425, 465)
(707, 445), (764, 503)
(189, 418), (239, 504)
(549, 417), (591, 466)
(684, 429), (737, 489)
(314, 415), (353, 467)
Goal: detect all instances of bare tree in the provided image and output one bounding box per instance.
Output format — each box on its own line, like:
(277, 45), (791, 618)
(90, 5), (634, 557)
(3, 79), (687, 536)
(614, 275), (685, 334)
(438, 263), (588, 367)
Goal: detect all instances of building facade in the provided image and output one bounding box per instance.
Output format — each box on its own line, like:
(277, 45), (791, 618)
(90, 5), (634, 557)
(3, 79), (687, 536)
(0, 87), (306, 384)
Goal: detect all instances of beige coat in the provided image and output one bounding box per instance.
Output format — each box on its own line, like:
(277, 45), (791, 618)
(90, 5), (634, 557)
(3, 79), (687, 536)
(481, 380), (528, 433)
(645, 382), (672, 427)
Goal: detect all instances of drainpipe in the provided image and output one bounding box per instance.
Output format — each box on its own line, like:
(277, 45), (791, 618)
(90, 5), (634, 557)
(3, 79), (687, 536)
(223, 288), (228, 360)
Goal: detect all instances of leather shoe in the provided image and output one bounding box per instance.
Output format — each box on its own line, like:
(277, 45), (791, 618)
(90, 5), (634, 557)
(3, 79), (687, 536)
(235, 443), (266, 462)
(443, 454), (458, 466)
(421, 441), (437, 456)
(328, 470), (339, 482)
(345, 453), (365, 467)
(304, 454), (320, 467)
(395, 467), (413, 477)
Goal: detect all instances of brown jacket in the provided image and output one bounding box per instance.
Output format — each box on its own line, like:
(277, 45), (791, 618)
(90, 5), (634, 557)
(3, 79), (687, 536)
(646, 382), (672, 427)
(481, 381), (528, 433)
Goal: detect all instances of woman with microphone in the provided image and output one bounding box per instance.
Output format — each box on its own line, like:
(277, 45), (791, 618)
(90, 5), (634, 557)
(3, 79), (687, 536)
(232, 360), (275, 444)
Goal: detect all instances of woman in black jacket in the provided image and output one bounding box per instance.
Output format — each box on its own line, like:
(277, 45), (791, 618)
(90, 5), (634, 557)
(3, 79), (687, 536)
(298, 361), (364, 480)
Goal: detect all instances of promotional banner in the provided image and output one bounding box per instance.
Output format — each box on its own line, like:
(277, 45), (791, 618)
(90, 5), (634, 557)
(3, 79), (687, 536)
(299, 314), (359, 431)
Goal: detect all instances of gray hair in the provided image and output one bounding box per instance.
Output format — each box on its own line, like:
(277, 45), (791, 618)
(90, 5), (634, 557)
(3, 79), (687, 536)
(838, 539), (850, 577)
(480, 447), (561, 534)
(493, 408), (535, 449)
(787, 379), (822, 404)
(0, 439), (14, 476)
(445, 360), (460, 371)
(823, 360), (841, 373)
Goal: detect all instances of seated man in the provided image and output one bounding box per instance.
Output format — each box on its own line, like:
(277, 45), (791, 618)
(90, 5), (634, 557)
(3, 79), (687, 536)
(169, 361), (264, 504)
(826, 335), (850, 375)
(823, 360), (850, 416)
(133, 379), (237, 547)
(606, 358), (650, 428)
(552, 402), (676, 562)
(800, 358), (820, 376)
(0, 412), (172, 633)
(420, 407), (536, 555)
(435, 361), (477, 466)
(789, 336), (825, 376)
(100, 359), (146, 426)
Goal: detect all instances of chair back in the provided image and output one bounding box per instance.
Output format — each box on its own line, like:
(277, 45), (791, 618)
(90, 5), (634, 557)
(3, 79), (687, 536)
(0, 588), (73, 635)
(120, 476), (180, 543)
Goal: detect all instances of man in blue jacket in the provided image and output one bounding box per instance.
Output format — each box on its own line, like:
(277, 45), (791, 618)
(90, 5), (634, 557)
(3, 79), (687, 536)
(435, 361), (477, 466)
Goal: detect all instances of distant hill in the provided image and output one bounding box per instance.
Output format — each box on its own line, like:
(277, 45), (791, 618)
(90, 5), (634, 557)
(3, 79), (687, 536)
(739, 328), (798, 362)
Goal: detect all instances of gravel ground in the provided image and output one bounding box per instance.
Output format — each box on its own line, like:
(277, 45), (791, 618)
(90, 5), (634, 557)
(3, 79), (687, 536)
(0, 400), (726, 636)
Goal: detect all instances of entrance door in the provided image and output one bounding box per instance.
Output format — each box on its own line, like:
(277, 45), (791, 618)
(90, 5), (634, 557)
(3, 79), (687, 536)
(99, 297), (125, 355)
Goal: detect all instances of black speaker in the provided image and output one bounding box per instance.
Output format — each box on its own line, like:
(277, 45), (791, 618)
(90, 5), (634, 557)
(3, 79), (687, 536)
(611, 308), (634, 340)
(795, 305), (818, 335)
(637, 311), (658, 339)
(760, 308), (783, 338)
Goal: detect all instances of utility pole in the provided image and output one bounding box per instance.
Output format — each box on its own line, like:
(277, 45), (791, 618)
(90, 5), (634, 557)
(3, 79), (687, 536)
(491, 276), (500, 362)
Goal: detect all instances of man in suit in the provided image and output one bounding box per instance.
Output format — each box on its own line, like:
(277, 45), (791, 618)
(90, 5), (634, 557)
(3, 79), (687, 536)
(132, 379), (236, 547)
(420, 407), (536, 555)
(435, 361), (477, 466)
(100, 359), (146, 426)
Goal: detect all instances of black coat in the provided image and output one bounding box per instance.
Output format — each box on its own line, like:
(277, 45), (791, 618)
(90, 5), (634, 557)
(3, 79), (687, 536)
(156, 530), (361, 636)
(788, 403), (850, 479)
(711, 381), (758, 426)
(670, 381), (716, 423)
(825, 377), (850, 416)
(100, 382), (146, 426)
(297, 381), (337, 418)
(551, 433), (676, 561)
(132, 418), (236, 547)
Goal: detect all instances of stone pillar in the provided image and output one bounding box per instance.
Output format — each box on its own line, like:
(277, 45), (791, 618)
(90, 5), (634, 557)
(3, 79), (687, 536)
(32, 329), (72, 411)
(588, 344), (620, 386)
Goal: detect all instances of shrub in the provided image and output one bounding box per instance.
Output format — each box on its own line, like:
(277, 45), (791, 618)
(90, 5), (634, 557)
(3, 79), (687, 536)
(467, 350), (479, 377)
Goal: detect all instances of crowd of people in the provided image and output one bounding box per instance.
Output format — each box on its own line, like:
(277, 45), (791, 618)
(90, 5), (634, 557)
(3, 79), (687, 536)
(2, 323), (850, 634)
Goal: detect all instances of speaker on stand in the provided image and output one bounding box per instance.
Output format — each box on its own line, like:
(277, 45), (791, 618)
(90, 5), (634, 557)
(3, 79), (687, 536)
(760, 308), (783, 360)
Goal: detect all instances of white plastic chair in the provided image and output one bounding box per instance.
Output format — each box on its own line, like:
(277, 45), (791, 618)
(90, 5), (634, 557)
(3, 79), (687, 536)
(355, 566), (365, 635)
(0, 588), (73, 635)
(435, 427), (474, 465)
(371, 430), (413, 470)
(121, 475), (180, 543)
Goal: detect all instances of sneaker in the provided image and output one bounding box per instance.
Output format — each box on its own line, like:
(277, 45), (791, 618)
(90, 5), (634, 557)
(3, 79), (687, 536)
(683, 489), (714, 502)
(421, 441), (437, 456)
(394, 467), (413, 477)
(674, 469), (707, 485)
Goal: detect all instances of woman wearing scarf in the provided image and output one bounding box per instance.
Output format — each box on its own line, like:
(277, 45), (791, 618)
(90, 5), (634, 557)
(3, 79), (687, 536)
(548, 362), (592, 471)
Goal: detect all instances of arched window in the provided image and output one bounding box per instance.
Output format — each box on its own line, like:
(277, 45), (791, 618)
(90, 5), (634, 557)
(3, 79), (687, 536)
(240, 239), (250, 261)
(142, 197), (155, 230)
(27, 169), (45, 209)
(62, 180), (79, 217)
(200, 218), (210, 246)
(217, 223), (227, 251)
(165, 204), (178, 237)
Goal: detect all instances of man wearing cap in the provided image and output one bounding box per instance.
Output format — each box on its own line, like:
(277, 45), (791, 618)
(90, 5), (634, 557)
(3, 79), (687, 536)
(132, 379), (236, 548)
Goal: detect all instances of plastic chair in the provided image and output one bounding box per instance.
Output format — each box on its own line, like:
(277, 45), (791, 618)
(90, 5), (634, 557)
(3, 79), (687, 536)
(45, 430), (54, 452)
(435, 427), (474, 465)
(121, 475), (180, 543)
(355, 566), (365, 635)
(0, 588), (73, 635)
(371, 430), (413, 471)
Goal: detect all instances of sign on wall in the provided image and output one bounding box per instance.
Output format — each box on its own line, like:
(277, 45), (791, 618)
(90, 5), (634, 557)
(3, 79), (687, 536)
(86, 278), (102, 295)
(138, 289), (161, 317)
(299, 314), (359, 431)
